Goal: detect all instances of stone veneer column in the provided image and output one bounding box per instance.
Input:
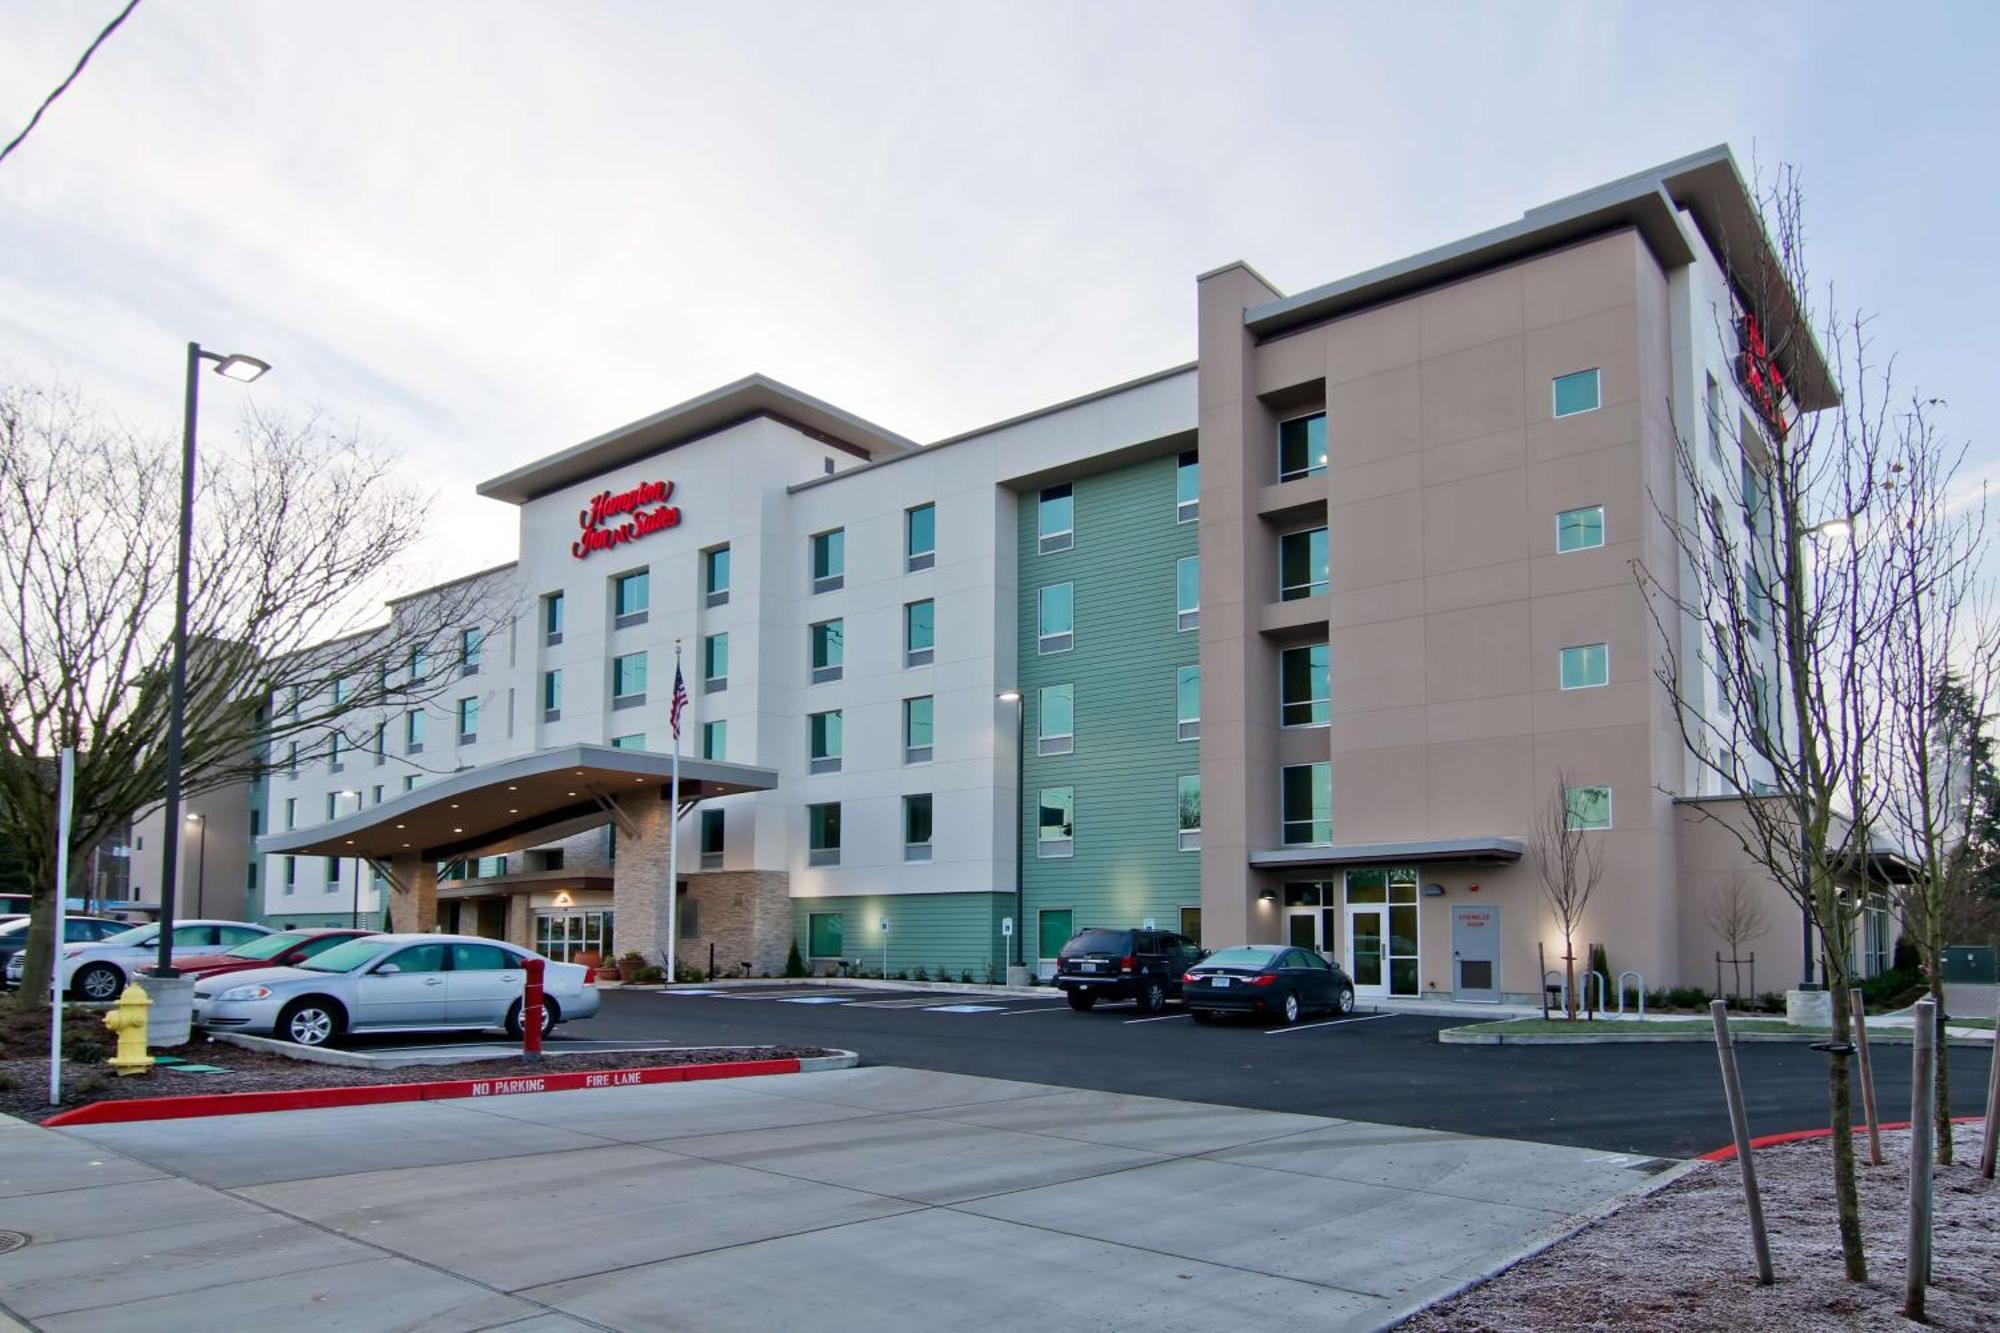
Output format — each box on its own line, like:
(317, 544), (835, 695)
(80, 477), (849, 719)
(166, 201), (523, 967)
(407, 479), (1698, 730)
(1196, 262), (1284, 948)
(611, 794), (673, 966)
(386, 854), (438, 932)
(505, 893), (533, 950)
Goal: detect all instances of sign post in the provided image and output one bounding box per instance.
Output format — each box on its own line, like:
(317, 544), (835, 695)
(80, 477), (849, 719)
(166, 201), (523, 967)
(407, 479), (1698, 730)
(48, 747), (74, 1106)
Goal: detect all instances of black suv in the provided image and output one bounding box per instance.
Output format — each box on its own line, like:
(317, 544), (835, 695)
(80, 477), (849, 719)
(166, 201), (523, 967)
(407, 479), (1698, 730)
(1053, 928), (1203, 1013)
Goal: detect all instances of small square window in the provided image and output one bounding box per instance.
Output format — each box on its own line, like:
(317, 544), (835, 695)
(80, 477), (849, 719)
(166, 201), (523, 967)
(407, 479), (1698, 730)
(808, 802), (841, 866)
(906, 503), (936, 572)
(612, 652), (648, 709)
(904, 600), (934, 668)
(1177, 774), (1201, 852)
(1176, 665), (1200, 741)
(702, 719), (727, 762)
(1279, 528), (1328, 600)
(1037, 683), (1074, 756)
(1176, 451), (1200, 523)
(811, 529), (845, 594)
(1037, 787), (1074, 858)
(1279, 644), (1330, 727)
(1559, 643), (1609, 691)
(703, 632), (729, 693)
(542, 669), (562, 723)
(1175, 555), (1200, 631)
(1278, 413), (1328, 483)
(1556, 505), (1605, 553)
(810, 620), (844, 683)
(1552, 369), (1601, 418)
(1565, 785), (1612, 831)
(902, 696), (934, 765)
(612, 570), (650, 628)
(703, 545), (731, 607)
(700, 808), (725, 870)
(808, 710), (843, 774)
(1038, 484), (1074, 554)
(1038, 582), (1074, 654)
(543, 591), (565, 645)
(903, 793), (933, 862)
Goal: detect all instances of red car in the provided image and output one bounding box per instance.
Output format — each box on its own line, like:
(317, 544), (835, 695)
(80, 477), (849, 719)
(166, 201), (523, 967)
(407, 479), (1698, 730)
(151, 928), (376, 980)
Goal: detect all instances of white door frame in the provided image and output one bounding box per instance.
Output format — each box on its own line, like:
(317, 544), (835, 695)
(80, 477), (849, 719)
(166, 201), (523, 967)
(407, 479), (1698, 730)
(1344, 902), (1389, 999)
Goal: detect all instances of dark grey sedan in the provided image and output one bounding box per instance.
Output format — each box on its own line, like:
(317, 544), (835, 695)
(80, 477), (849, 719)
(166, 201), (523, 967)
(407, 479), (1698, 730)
(1182, 944), (1357, 1025)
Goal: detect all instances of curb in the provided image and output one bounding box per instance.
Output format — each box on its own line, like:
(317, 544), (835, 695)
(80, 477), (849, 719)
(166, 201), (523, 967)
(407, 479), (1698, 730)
(40, 1049), (860, 1127)
(689, 977), (1056, 999)
(1438, 1026), (1994, 1047)
(1698, 1114), (1985, 1162)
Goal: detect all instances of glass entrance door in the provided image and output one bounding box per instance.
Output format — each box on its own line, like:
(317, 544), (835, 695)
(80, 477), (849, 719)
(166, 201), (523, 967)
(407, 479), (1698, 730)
(1346, 905), (1387, 996)
(1285, 905), (1340, 957)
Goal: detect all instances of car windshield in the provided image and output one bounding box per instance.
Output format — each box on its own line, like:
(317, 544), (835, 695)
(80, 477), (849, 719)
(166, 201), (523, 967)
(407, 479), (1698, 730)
(1199, 946), (1281, 970)
(226, 932), (312, 961)
(1060, 929), (1133, 957)
(99, 924), (156, 948)
(301, 937), (400, 973)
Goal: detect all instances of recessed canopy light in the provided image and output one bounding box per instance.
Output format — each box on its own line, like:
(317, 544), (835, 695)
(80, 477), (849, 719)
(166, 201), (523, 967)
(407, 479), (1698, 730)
(509, 808), (518, 814)
(452, 827), (463, 834)
(506, 785), (517, 792)
(344, 839), (354, 845)
(395, 824), (404, 829)
(449, 803), (459, 809)
(567, 791), (577, 797)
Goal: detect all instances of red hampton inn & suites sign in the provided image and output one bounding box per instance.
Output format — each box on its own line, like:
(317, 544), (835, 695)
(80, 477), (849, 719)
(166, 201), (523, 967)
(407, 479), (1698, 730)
(573, 479), (682, 559)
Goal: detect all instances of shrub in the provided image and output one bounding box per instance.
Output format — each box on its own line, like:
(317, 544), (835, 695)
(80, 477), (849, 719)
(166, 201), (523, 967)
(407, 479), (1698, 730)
(913, 965), (929, 982)
(961, 969), (975, 985)
(1859, 966), (1925, 1011)
(1892, 936), (1922, 972)
(783, 941), (808, 978)
(1662, 986), (1714, 1010)
(1753, 991), (1786, 1014)
(632, 965), (664, 984)
(984, 961), (1000, 985)
(893, 969), (909, 981)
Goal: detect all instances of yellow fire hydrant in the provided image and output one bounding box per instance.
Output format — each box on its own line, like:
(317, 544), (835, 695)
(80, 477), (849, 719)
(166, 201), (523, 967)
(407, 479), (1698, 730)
(102, 983), (154, 1076)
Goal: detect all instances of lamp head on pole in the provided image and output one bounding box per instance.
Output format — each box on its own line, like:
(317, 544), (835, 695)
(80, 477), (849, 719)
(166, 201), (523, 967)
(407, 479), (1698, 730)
(997, 690), (1022, 704)
(212, 353), (271, 383)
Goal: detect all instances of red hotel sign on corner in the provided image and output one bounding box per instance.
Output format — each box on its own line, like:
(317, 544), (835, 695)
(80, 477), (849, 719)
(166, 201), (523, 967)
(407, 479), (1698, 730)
(573, 479), (682, 559)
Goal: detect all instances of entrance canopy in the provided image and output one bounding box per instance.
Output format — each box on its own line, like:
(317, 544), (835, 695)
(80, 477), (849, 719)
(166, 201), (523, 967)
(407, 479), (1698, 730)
(1249, 836), (1524, 872)
(257, 744), (777, 864)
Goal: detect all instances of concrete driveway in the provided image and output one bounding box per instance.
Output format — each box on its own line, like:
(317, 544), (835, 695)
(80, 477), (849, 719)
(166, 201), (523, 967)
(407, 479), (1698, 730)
(6, 1067), (1677, 1331)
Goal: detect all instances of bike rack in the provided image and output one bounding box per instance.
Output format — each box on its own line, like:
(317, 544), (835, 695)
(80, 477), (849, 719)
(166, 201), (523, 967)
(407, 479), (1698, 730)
(1582, 970), (1610, 1018)
(1542, 968), (1569, 1017)
(1616, 970), (1646, 1019)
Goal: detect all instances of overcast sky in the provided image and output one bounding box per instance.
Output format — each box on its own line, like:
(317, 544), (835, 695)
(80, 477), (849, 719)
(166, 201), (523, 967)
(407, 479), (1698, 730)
(4, 0), (1996, 593)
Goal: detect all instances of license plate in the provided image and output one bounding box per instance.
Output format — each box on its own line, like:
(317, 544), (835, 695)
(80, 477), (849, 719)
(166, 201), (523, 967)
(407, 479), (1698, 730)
(1080, 961), (1099, 971)
(1211, 976), (1230, 987)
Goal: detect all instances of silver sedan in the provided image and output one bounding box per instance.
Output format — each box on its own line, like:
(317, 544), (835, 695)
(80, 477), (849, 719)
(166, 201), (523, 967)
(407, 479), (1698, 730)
(192, 933), (601, 1046)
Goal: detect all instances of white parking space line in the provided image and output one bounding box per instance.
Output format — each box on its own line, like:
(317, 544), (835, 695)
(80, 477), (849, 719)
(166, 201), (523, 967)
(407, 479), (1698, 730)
(1263, 1012), (1398, 1034)
(776, 996), (855, 1005)
(927, 1004), (1005, 1013)
(1123, 1012), (1192, 1024)
(993, 1003), (1076, 1015)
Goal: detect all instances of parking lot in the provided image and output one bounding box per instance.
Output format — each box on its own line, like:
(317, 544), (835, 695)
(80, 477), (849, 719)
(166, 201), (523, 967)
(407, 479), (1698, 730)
(579, 984), (1994, 1160)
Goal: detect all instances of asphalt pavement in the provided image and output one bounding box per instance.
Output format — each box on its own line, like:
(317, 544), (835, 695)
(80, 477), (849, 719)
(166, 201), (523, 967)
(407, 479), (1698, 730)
(582, 984), (1995, 1159)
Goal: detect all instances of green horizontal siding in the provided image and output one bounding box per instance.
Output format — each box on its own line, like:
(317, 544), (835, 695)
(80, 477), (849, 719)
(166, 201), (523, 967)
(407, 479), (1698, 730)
(791, 892), (1010, 979)
(1019, 453), (1200, 952)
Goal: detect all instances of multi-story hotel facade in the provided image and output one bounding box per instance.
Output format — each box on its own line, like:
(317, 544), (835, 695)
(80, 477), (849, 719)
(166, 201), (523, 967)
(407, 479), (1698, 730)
(259, 146), (1896, 1002)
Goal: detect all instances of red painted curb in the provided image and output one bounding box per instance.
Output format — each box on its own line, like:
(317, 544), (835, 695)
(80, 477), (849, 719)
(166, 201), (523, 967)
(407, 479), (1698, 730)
(1700, 1115), (1984, 1162)
(40, 1057), (803, 1127)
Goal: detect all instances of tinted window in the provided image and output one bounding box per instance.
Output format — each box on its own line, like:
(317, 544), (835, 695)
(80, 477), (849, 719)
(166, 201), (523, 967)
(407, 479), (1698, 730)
(381, 943), (448, 974)
(296, 934), (360, 960)
(216, 926), (265, 947)
(228, 932), (310, 960)
(304, 938), (399, 973)
(1301, 951), (1333, 971)
(171, 925), (218, 947)
(63, 920), (111, 942)
(101, 924), (155, 948)
(452, 943), (519, 971)
(1059, 929), (1133, 957)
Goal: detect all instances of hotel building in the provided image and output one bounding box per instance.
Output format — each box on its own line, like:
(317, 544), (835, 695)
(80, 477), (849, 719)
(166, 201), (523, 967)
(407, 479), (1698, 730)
(258, 145), (1897, 1002)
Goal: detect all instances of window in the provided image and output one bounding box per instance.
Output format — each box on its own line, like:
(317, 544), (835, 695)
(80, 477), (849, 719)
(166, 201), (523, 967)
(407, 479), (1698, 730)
(543, 591), (565, 645)
(1176, 451), (1199, 522)
(703, 632), (729, 692)
(808, 802), (841, 866)
(1280, 644), (1330, 726)
(1038, 483), (1074, 553)
(612, 652), (647, 708)
(811, 528), (845, 593)
(408, 647), (430, 681)
(460, 628), (483, 675)
(903, 793), (933, 862)
(286, 741), (298, 776)
(1176, 555), (1200, 631)
(1552, 368), (1601, 418)
(703, 545), (731, 607)
(1281, 762), (1332, 845)
(1037, 582), (1074, 654)
(405, 710), (425, 754)
(1564, 785), (1612, 831)
(370, 785), (382, 805)
(456, 696), (479, 742)
(612, 570), (650, 628)
(1177, 665), (1201, 740)
(1038, 683), (1074, 756)
(1745, 558), (1767, 638)
(1559, 643), (1609, 691)
(284, 797), (296, 830)
(404, 774), (420, 792)
(331, 676), (350, 706)
(373, 722), (385, 765)
(702, 719), (726, 761)
(903, 695), (933, 765)
(808, 911), (844, 959)
(542, 669), (562, 722)
(611, 733), (645, 751)
(324, 791), (338, 821)
(1556, 505), (1605, 553)
(904, 600), (934, 668)
(1279, 527), (1329, 600)
(328, 730), (344, 771)
(1706, 373), (1724, 462)
(284, 856), (297, 894)
(327, 856), (341, 885)
(810, 619), (844, 683)
(1178, 906), (1202, 947)
(1278, 412), (1328, 483)
(1750, 669), (1772, 748)
(1178, 774), (1202, 852)
(809, 710), (843, 774)
(700, 808), (724, 870)
(1038, 787), (1075, 858)
(906, 503), (936, 572)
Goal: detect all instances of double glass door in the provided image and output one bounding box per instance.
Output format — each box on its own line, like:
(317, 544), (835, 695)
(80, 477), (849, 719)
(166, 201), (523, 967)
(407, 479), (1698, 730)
(1284, 871), (1420, 999)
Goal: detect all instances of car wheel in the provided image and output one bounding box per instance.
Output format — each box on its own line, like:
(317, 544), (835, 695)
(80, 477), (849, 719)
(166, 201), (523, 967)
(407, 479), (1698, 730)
(278, 998), (344, 1047)
(1138, 980), (1167, 1014)
(506, 996), (561, 1038)
(1190, 1009), (1216, 1024)
(1275, 990), (1301, 1026)
(74, 962), (124, 1002)
(1065, 990), (1097, 1012)
(1335, 986), (1356, 1016)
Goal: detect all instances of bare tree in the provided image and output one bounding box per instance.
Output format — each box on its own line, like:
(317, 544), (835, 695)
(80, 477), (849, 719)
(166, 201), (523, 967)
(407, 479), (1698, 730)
(1704, 877), (1770, 1002)
(0, 375), (513, 1003)
(1634, 164), (1936, 1282)
(1533, 771), (1603, 1022)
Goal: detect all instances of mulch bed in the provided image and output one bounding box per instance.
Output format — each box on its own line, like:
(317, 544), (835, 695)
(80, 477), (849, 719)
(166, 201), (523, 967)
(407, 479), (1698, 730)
(0, 1040), (835, 1124)
(1400, 1124), (1997, 1331)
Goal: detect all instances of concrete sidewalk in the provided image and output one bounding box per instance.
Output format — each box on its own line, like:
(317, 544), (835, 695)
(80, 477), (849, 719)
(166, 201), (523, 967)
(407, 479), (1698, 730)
(3, 1067), (1681, 1331)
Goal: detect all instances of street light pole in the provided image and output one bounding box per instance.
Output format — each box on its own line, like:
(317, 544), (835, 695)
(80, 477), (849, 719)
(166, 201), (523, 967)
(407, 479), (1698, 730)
(153, 343), (269, 979)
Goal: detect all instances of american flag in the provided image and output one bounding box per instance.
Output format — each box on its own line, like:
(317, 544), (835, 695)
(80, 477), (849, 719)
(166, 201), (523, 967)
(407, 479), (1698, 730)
(669, 661), (689, 740)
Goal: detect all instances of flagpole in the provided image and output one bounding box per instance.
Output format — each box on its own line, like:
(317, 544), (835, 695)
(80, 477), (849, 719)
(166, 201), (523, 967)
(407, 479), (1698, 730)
(664, 640), (682, 984)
